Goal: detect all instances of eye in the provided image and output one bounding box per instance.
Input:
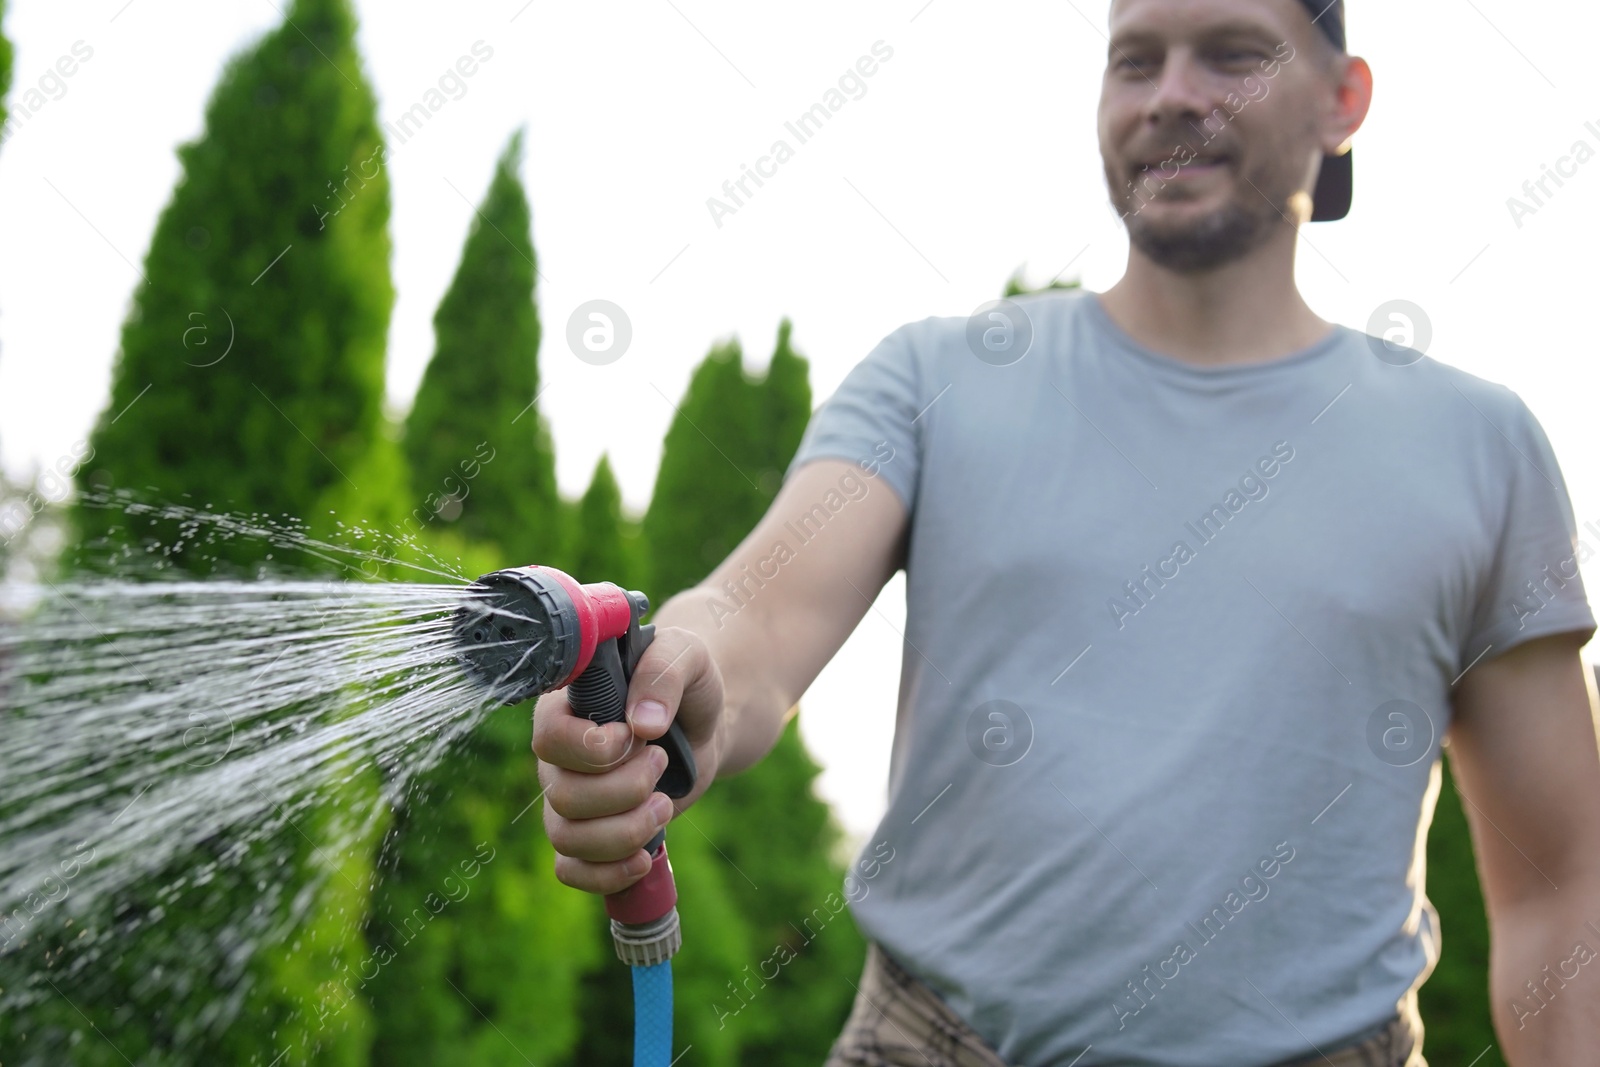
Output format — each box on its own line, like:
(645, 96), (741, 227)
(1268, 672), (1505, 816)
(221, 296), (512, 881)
(1112, 51), (1159, 75)
(1207, 46), (1268, 69)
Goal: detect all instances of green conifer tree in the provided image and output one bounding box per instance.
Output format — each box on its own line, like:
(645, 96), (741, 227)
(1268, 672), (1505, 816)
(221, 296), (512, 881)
(629, 321), (865, 1063)
(361, 698), (609, 1066)
(401, 128), (560, 566)
(366, 453), (746, 1066)
(364, 129), (591, 1065)
(72, 0), (402, 574)
(564, 452), (748, 1067)
(571, 454), (639, 589)
(23, 2), (400, 1062)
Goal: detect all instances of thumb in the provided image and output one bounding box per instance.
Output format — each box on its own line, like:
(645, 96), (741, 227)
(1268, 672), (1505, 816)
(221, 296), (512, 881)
(625, 627), (719, 745)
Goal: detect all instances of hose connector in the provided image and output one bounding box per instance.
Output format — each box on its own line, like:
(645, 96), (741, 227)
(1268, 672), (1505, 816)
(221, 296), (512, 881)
(611, 907), (682, 967)
(606, 839), (682, 964)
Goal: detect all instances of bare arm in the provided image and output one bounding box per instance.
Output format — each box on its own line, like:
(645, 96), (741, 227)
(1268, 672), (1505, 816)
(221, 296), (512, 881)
(641, 456), (908, 777)
(1447, 631), (1600, 1064)
(531, 457), (907, 894)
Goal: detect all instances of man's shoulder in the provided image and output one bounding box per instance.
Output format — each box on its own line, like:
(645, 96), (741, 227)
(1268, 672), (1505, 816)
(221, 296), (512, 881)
(1345, 334), (1540, 439)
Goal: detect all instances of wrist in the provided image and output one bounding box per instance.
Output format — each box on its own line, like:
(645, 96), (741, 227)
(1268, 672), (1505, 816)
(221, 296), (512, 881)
(650, 585), (781, 779)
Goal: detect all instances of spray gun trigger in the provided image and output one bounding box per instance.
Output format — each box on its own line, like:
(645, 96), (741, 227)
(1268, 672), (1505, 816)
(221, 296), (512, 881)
(648, 720), (696, 799)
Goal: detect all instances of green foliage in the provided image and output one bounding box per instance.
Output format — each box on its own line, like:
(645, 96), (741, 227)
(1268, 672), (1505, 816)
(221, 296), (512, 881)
(571, 455), (640, 590)
(1419, 754), (1505, 1066)
(363, 704), (607, 1066)
(39, 1), (399, 1061)
(0, 0), (12, 137)
(72, 0), (402, 575)
(642, 320), (808, 596)
(402, 128), (560, 567)
(0, 754), (391, 1067)
(563, 451), (748, 1067)
(509, 447), (735, 1067)
(367, 127), (580, 1065)
(1001, 268), (1081, 298)
(636, 321), (864, 1065)
(691, 715), (867, 1062)
(238, 775), (388, 1066)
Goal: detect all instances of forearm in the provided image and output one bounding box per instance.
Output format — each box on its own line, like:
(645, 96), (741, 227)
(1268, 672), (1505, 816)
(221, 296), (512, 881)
(639, 460), (907, 782)
(1489, 880), (1600, 1065)
(648, 584), (793, 779)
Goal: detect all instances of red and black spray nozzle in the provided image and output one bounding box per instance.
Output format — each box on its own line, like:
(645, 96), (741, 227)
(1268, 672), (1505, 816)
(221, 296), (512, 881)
(452, 565), (697, 964)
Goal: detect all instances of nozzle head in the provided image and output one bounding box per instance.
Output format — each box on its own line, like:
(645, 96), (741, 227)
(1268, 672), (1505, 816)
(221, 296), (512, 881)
(452, 567), (581, 705)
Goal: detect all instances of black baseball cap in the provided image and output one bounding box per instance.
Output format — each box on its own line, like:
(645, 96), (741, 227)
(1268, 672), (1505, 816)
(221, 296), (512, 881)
(1296, 0), (1352, 221)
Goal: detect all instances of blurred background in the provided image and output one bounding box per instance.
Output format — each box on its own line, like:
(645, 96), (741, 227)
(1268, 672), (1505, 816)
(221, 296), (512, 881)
(0, 0), (1594, 1063)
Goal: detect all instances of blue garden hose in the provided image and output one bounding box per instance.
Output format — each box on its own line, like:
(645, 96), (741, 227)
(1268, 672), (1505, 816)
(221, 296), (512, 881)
(631, 960), (674, 1066)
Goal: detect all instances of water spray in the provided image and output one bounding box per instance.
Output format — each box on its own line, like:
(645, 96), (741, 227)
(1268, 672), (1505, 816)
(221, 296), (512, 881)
(452, 564), (696, 1064)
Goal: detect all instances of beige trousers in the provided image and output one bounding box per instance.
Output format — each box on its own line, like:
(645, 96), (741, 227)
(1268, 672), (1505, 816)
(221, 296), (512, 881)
(825, 942), (1429, 1067)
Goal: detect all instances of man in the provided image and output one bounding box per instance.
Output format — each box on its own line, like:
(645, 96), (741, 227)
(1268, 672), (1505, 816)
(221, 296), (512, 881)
(532, 0), (1600, 1063)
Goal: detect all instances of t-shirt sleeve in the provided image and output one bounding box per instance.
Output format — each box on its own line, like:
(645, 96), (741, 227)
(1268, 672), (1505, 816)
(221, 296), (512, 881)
(1461, 390), (1596, 667)
(783, 322), (924, 515)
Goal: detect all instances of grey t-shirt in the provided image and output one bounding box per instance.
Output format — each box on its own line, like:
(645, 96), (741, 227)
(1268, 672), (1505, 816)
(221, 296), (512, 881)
(784, 288), (1595, 1066)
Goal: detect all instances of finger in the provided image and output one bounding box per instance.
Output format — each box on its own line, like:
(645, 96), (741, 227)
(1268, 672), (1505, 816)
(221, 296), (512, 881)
(553, 850), (654, 896)
(532, 689), (639, 772)
(546, 743), (668, 821)
(543, 787), (674, 864)
(625, 628), (721, 744)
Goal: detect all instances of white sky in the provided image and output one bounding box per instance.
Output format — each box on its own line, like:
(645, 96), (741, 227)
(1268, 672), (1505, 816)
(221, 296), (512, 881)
(2, 0), (1597, 848)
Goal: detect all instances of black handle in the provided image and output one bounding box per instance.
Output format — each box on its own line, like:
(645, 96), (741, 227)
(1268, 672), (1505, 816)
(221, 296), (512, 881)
(565, 599), (698, 807)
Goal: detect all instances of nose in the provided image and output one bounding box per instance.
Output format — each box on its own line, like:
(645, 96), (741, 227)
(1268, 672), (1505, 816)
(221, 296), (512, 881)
(1140, 48), (1212, 128)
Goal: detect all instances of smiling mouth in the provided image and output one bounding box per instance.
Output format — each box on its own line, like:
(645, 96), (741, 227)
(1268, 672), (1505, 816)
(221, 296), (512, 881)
(1137, 153), (1233, 174)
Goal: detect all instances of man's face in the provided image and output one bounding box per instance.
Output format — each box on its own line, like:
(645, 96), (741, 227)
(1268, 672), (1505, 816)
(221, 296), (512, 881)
(1099, 0), (1335, 272)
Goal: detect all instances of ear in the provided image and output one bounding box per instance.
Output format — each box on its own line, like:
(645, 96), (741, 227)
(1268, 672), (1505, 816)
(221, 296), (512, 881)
(1324, 54), (1373, 155)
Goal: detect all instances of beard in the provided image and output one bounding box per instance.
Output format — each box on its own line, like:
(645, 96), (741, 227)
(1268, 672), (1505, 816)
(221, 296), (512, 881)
(1110, 159), (1288, 273)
